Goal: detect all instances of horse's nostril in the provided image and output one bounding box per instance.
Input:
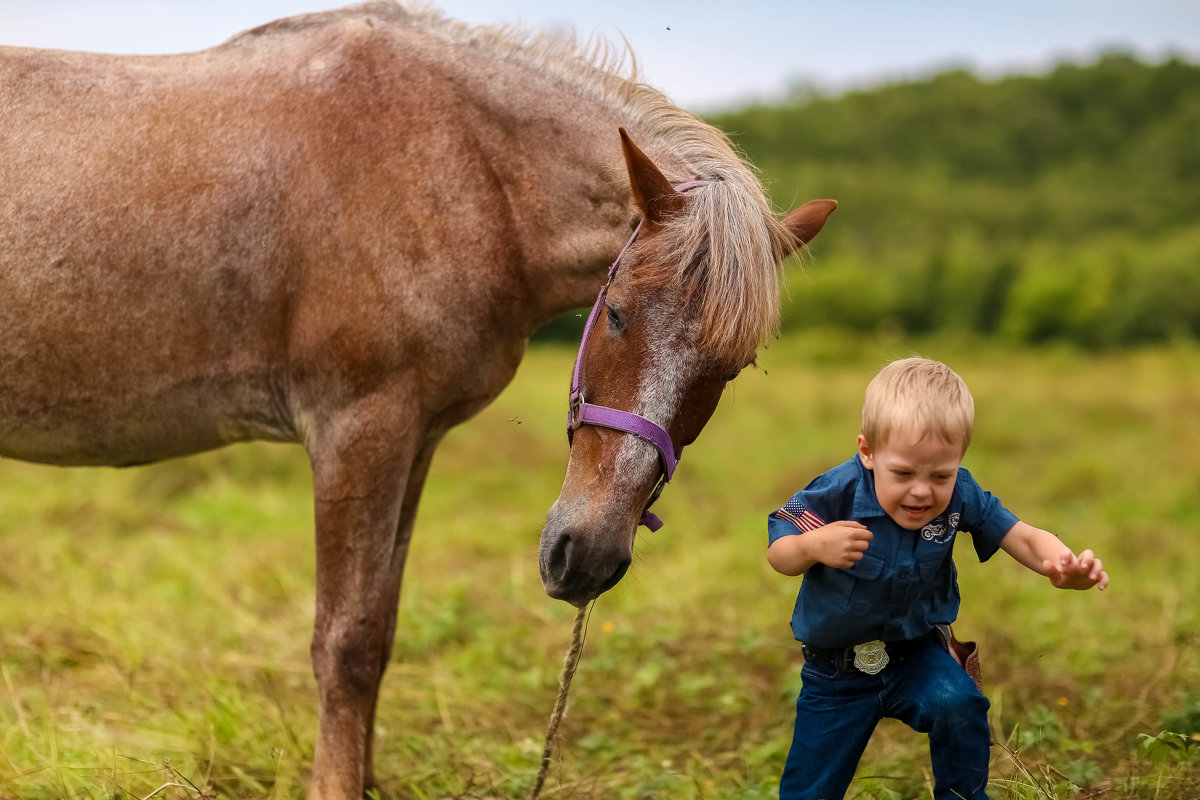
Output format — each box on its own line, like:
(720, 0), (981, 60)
(546, 531), (571, 580)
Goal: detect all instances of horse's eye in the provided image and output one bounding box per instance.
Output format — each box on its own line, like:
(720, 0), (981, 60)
(605, 302), (626, 333)
(725, 368), (743, 383)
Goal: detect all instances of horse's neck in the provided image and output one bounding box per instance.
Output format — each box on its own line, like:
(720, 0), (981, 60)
(432, 47), (678, 331)
(474, 120), (637, 327)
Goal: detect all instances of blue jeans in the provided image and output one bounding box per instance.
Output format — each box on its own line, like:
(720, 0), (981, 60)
(781, 642), (991, 800)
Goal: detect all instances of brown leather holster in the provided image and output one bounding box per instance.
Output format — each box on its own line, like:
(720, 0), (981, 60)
(937, 624), (982, 691)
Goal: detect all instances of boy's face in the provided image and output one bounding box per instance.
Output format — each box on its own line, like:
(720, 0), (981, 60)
(857, 429), (964, 530)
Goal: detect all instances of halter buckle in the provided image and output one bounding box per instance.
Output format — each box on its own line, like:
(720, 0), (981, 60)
(567, 392), (585, 433)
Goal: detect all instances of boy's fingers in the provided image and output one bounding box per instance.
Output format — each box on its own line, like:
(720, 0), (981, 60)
(1043, 560), (1070, 587)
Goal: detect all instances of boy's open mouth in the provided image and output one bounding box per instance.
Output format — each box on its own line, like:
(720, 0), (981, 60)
(901, 505), (930, 518)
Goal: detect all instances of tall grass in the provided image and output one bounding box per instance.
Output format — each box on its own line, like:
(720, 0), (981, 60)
(0, 333), (1197, 799)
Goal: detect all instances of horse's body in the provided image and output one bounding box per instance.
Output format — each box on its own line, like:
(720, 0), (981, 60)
(0, 3), (833, 797)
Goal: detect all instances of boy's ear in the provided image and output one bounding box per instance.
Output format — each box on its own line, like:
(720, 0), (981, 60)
(857, 435), (874, 469)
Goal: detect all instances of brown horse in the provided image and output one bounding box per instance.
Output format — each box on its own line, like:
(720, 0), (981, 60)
(0, 2), (834, 797)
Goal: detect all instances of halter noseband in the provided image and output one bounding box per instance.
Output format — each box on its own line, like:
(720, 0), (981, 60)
(566, 180), (709, 532)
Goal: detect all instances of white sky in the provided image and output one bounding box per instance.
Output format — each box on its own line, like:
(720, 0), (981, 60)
(4, 0), (1198, 111)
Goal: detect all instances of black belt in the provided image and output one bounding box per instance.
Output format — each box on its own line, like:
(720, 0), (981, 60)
(802, 630), (941, 673)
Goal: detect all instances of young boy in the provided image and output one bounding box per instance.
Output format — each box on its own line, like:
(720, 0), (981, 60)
(767, 357), (1108, 800)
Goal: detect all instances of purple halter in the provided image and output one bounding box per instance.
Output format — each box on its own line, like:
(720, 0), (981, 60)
(566, 180), (709, 531)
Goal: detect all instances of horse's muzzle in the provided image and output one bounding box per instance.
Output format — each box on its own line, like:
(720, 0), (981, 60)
(538, 518), (632, 607)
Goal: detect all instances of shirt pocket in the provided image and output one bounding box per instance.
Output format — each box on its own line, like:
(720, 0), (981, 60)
(916, 550), (950, 581)
(841, 549), (885, 614)
(846, 549), (885, 580)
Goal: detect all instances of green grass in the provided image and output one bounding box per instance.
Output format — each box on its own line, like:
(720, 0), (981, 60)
(1, 332), (1198, 799)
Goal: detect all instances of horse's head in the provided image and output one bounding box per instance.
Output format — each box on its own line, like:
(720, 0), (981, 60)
(539, 129), (836, 606)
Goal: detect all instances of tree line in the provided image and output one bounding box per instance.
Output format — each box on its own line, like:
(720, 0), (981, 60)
(711, 52), (1200, 347)
(535, 53), (1198, 347)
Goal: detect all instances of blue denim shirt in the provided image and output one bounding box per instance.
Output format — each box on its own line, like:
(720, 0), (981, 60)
(768, 455), (1018, 648)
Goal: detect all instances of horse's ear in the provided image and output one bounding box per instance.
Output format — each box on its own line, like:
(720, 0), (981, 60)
(781, 199), (838, 255)
(620, 127), (677, 223)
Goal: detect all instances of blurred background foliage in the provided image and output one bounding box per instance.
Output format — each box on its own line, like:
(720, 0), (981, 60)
(718, 51), (1200, 348)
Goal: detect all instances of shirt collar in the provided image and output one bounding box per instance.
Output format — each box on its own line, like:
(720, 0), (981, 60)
(852, 453), (887, 519)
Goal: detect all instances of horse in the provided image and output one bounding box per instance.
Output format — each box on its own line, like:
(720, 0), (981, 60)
(0, 2), (835, 797)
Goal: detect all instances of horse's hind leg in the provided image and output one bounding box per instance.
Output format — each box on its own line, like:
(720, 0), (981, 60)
(304, 405), (429, 800)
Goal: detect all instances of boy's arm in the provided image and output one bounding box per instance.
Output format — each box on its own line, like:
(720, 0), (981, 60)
(767, 521), (873, 576)
(999, 520), (1109, 590)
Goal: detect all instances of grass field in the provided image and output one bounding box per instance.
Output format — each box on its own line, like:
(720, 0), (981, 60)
(1, 332), (1197, 799)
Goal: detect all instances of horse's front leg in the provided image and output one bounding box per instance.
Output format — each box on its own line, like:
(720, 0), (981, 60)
(304, 403), (431, 800)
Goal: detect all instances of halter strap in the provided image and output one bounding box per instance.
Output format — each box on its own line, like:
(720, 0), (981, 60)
(566, 179), (709, 531)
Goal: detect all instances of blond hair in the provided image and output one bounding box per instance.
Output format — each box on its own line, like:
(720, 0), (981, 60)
(861, 358), (974, 451)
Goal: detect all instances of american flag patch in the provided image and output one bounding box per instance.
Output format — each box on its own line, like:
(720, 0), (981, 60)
(772, 499), (826, 532)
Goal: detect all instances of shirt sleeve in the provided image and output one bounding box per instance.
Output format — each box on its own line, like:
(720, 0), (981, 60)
(955, 467), (1020, 562)
(767, 470), (842, 546)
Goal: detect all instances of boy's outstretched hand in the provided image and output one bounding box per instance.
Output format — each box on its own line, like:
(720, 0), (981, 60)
(1043, 547), (1109, 591)
(1000, 522), (1110, 592)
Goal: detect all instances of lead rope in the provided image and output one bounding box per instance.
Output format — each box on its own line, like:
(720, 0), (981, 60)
(526, 604), (591, 800)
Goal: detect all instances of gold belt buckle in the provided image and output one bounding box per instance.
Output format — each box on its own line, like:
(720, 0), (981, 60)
(853, 640), (889, 674)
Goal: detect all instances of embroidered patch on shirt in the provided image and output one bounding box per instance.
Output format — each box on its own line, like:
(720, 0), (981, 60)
(773, 499), (826, 533)
(920, 512), (960, 544)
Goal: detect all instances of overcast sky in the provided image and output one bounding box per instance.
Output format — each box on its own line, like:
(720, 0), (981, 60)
(5, 0), (1198, 111)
